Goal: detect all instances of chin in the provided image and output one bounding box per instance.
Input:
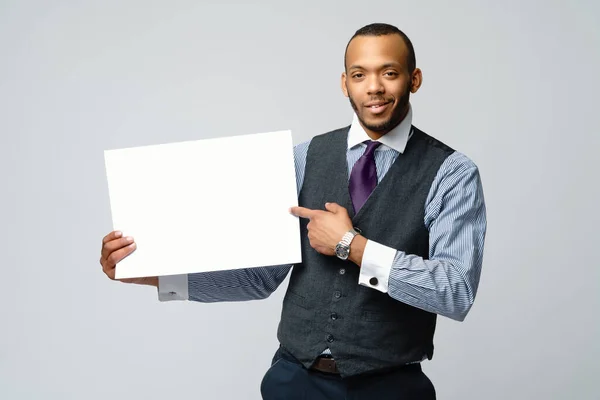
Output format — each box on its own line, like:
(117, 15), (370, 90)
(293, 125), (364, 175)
(361, 114), (394, 132)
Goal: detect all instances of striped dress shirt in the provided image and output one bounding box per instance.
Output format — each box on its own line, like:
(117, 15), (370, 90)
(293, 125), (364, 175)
(158, 106), (487, 322)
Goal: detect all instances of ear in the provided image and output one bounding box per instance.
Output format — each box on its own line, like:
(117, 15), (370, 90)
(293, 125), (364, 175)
(411, 68), (423, 93)
(341, 72), (349, 97)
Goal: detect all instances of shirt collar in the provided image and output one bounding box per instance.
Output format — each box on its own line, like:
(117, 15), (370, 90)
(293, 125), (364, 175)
(347, 103), (413, 153)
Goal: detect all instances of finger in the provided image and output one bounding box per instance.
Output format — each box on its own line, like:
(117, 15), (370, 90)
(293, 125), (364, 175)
(104, 243), (137, 273)
(102, 260), (117, 279)
(101, 236), (134, 260)
(103, 230), (123, 245)
(324, 202), (344, 214)
(290, 206), (318, 219)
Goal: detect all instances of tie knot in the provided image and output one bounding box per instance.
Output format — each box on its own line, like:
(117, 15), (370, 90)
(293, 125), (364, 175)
(363, 140), (381, 156)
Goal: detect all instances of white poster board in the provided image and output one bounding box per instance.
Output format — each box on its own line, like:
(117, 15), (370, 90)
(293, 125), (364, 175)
(103, 130), (301, 279)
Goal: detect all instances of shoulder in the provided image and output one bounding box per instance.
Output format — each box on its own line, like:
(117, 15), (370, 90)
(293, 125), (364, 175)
(412, 125), (479, 174)
(293, 125), (351, 155)
(311, 125), (351, 146)
(411, 126), (455, 157)
(293, 139), (311, 155)
(440, 151), (479, 177)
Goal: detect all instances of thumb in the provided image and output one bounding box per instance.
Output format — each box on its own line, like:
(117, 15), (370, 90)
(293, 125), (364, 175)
(325, 202), (343, 214)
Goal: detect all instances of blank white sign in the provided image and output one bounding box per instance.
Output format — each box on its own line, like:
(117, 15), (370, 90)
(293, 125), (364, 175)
(103, 130), (301, 279)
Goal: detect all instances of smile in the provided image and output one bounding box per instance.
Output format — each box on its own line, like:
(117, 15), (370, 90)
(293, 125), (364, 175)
(365, 102), (391, 115)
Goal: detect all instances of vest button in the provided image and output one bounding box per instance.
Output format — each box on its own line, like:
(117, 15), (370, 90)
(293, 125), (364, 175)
(330, 313), (338, 320)
(339, 268), (346, 275)
(334, 291), (341, 299)
(326, 334), (334, 343)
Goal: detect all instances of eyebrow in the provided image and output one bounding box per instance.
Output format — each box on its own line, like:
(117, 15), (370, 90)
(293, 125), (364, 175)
(348, 62), (401, 71)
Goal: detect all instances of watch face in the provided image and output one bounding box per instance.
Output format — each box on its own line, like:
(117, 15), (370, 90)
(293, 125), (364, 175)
(335, 244), (349, 260)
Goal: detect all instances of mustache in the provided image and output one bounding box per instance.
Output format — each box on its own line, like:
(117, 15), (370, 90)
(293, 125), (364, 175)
(364, 96), (394, 105)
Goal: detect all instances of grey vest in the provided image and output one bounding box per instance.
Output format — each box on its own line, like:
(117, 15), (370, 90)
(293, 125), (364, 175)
(276, 125), (454, 377)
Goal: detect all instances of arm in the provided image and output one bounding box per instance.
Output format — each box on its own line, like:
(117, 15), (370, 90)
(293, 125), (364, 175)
(158, 265), (292, 302)
(358, 152), (487, 321)
(158, 140), (312, 302)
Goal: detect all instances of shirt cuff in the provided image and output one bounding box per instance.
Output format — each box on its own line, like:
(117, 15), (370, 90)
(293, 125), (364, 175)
(358, 240), (396, 293)
(157, 274), (189, 301)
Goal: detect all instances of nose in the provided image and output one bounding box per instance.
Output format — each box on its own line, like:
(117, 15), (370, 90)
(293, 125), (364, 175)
(366, 74), (384, 95)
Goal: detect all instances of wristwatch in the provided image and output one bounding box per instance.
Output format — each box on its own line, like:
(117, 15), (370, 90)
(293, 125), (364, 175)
(335, 228), (361, 260)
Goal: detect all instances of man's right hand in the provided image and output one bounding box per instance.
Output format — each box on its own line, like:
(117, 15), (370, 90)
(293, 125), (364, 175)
(100, 230), (158, 287)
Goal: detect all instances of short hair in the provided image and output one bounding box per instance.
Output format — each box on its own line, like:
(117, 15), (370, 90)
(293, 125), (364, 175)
(344, 23), (416, 73)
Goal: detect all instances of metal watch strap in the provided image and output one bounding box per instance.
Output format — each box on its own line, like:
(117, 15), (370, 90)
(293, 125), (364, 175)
(340, 228), (360, 247)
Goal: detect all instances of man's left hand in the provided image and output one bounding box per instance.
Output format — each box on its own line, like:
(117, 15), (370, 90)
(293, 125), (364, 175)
(290, 203), (353, 256)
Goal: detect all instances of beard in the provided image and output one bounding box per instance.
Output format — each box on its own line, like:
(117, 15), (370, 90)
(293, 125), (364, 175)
(348, 84), (411, 134)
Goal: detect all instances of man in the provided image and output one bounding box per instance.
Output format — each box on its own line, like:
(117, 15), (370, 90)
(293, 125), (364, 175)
(100, 23), (487, 399)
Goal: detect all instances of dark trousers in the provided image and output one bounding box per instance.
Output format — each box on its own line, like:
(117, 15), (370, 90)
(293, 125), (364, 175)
(260, 346), (436, 400)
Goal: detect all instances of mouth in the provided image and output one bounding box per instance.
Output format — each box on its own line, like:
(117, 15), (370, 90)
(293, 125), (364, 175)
(364, 101), (392, 115)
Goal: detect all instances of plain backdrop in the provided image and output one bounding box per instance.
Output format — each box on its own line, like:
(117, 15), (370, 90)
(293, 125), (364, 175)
(1, 0), (598, 399)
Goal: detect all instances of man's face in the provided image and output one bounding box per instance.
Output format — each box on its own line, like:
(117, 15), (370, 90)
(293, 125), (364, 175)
(342, 34), (422, 138)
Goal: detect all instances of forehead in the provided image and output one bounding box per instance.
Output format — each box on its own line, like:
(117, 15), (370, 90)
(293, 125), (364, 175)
(345, 34), (408, 69)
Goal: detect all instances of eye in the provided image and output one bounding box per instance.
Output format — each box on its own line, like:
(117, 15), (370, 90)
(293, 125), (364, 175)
(384, 71), (398, 77)
(352, 73), (364, 79)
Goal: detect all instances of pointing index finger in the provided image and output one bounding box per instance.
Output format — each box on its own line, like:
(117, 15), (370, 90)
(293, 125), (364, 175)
(290, 206), (317, 219)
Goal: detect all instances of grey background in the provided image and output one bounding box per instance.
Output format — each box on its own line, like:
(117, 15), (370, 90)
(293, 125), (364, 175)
(1, 0), (598, 399)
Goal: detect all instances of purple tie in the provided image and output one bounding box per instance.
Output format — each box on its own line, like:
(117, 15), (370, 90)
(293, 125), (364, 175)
(349, 140), (381, 213)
